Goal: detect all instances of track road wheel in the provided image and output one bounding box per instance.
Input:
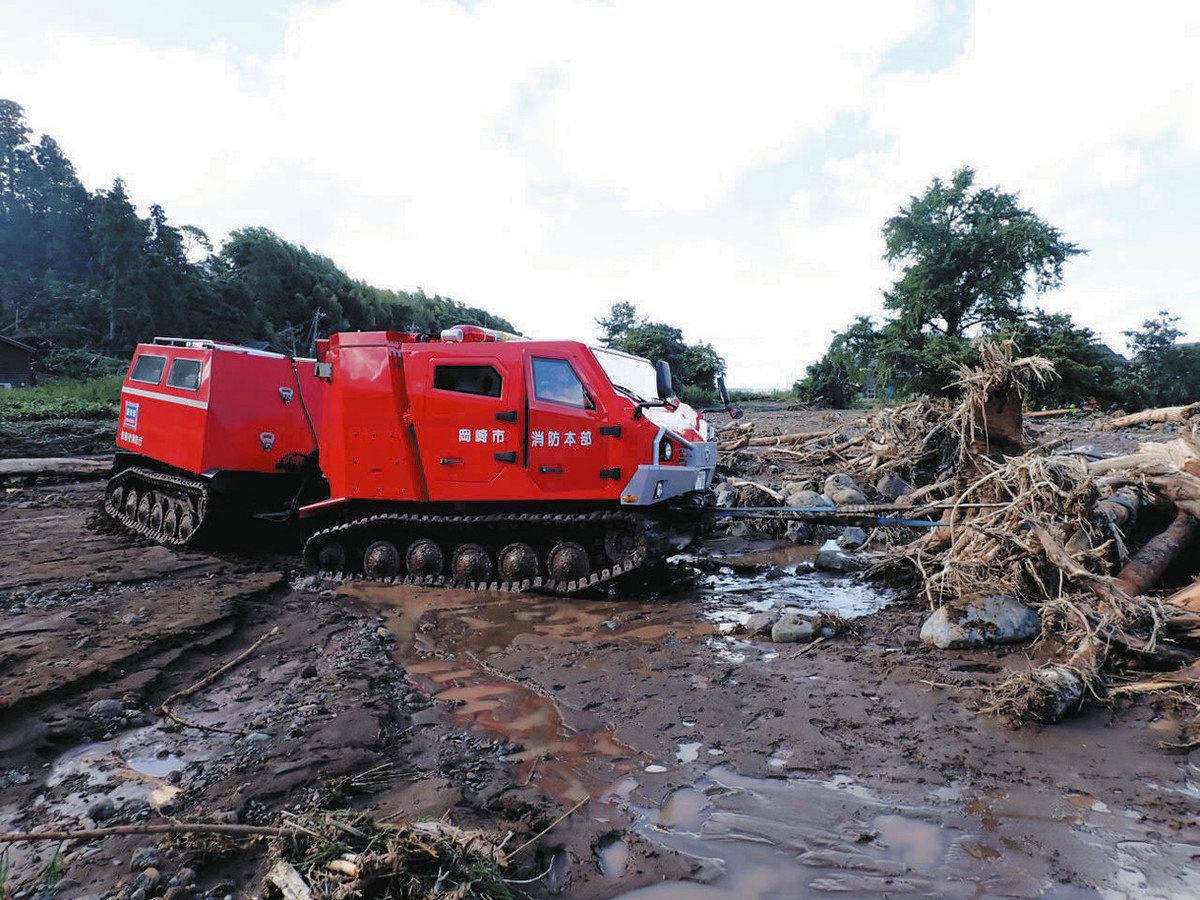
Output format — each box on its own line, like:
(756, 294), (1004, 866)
(604, 525), (640, 565)
(123, 488), (140, 522)
(162, 505), (180, 542)
(363, 540), (401, 579)
(316, 541), (348, 573)
(148, 495), (165, 536)
(498, 542), (538, 582)
(451, 544), (492, 583)
(548, 541), (590, 582)
(406, 539), (444, 579)
(177, 508), (196, 543)
(107, 483), (124, 514)
(135, 494), (152, 529)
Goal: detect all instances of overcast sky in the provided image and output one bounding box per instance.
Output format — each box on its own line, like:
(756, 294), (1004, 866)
(2, 1), (1197, 386)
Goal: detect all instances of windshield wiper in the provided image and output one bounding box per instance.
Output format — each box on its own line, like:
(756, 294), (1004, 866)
(612, 383), (645, 402)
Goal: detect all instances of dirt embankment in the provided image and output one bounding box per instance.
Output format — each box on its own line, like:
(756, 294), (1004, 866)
(2, 410), (1199, 898)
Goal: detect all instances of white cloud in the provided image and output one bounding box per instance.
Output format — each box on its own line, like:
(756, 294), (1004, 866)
(1, 0), (1197, 386)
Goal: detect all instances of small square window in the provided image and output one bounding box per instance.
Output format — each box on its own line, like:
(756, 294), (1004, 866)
(167, 358), (202, 391)
(434, 365), (502, 397)
(130, 354), (167, 385)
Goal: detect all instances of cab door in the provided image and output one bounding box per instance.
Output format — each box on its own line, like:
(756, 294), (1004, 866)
(526, 353), (613, 497)
(417, 354), (523, 495)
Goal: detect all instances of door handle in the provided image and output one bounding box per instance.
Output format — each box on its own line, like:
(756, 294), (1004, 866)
(439, 457), (463, 465)
(538, 465), (563, 474)
(495, 451), (517, 463)
(495, 410), (518, 422)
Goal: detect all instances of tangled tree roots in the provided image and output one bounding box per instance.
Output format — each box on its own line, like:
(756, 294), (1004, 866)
(983, 666), (1089, 724)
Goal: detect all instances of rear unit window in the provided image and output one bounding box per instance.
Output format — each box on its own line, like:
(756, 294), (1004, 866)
(433, 364), (502, 397)
(166, 358), (202, 391)
(532, 357), (590, 408)
(130, 354), (167, 385)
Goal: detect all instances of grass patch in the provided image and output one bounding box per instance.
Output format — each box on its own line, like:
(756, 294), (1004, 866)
(0, 376), (122, 422)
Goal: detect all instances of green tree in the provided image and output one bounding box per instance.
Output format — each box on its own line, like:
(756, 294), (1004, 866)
(90, 179), (149, 345)
(1122, 312), (1200, 407)
(883, 167), (1083, 339)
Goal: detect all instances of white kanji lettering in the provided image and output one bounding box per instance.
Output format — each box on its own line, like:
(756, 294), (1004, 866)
(458, 428), (472, 443)
(548, 431), (561, 447)
(491, 428), (505, 443)
(475, 428), (488, 443)
(531, 431), (545, 447)
(580, 430), (592, 447)
(564, 431), (577, 446)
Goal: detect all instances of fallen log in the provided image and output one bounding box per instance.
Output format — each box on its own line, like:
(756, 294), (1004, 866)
(1113, 659), (1200, 695)
(1026, 407), (1078, 419)
(1112, 511), (1200, 597)
(746, 429), (837, 448)
(0, 456), (112, 478)
(1148, 473), (1200, 519)
(1107, 403), (1199, 429)
(1166, 577), (1200, 612)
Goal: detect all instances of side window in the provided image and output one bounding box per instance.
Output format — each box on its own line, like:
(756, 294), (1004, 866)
(533, 357), (590, 408)
(433, 365), (502, 398)
(130, 354), (167, 385)
(166, 358), (202, 391)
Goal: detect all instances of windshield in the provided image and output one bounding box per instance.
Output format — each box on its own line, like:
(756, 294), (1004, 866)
(591, 347), (659, 402)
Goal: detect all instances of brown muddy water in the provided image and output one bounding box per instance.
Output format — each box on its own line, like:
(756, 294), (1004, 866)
(343, 558), (1200, 898)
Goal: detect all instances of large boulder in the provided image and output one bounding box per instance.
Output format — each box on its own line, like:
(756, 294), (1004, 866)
(823, 473), (859, 497)
(785, 488), (832, 509)
(815, 543), (865, 573)
(837, 527), (869, 549)
(771, 613), (819, 643)
(876, 472), (913, 501)
(785, 521), (816, 544)
(919, 594), (1041, 650)
(742, 611), (780, 636)
(830, 487), (868, 507)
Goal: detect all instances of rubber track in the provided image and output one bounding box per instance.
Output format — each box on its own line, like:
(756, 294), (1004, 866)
(104, 466), (210, 547)
(304, 509), (656, 596)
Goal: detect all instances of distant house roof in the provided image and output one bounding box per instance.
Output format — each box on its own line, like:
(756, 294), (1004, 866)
(0, 335), (35, 355)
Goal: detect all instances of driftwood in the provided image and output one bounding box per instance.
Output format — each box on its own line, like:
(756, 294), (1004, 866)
(1167, 577), (1200, 612)
(1112, 511), (1199, 597)
(1107, 404), (1199, 429)
(266, 861), (315, 900)
(160, 626), (279, 736)
(1113, 659), (1200, 695)
(1026, 408), (1078, 419)
(0, 456), (112, 478)
(745, 429), (836, 448)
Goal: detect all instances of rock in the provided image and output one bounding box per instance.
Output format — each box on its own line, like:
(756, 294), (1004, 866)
(771, 614), (819, 643)
(875, 472), (913, 500)
(130, 849), (160, 868)
(815, 545), (865, 574)
(163, 888), (191, 900)
(136, 868), (161, 892)
(763, 565), (788, 581)
(87, 797), (115, 821)
(88, 698), (123, 718)
(743, 611), (780, 636)
(243, 731), (272, 745)
(830, 487), (868, 506)
(837, 527), (869, 549)
(300, 663), (318, 679)
(176, 867), (196, 886)
(823, 473), (859, 496)
(784, 488), (831, 509)
(919, 594), (1041, 650)
(785, 521), (815, 544)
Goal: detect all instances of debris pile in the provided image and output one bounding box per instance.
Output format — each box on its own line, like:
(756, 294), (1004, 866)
(716, 339), (1200, 725)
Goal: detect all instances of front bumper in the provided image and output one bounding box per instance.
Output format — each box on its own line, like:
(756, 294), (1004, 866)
(619, 439), (718, 506)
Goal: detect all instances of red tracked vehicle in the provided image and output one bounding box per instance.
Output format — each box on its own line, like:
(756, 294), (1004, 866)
(106, 326), (732, 593)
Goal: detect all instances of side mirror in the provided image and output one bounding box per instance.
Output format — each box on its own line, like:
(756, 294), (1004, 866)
(655, 360), (674, 401)
(717, 375), (730, 407)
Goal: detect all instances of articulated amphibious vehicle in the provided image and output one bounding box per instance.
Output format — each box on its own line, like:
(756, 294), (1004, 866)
(106, 325), (738, 594)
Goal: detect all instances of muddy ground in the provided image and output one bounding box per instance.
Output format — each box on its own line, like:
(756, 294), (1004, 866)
(2, 411), (1199, 899)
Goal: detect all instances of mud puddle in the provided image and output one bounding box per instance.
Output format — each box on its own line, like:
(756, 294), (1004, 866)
(611, 766), (1200, 898)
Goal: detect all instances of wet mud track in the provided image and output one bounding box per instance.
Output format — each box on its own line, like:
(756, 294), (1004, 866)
(2, 479), (1199, 897)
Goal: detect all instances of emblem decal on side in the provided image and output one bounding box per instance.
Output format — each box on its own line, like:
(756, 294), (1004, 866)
(123, 401), (140, 430)
(260, 431), (276, 452)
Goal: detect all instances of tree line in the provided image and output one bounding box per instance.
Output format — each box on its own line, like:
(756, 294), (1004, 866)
(796, 167), (1199, 410)
(595, 301), (725, 403)
(0, 99), (514, 376)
